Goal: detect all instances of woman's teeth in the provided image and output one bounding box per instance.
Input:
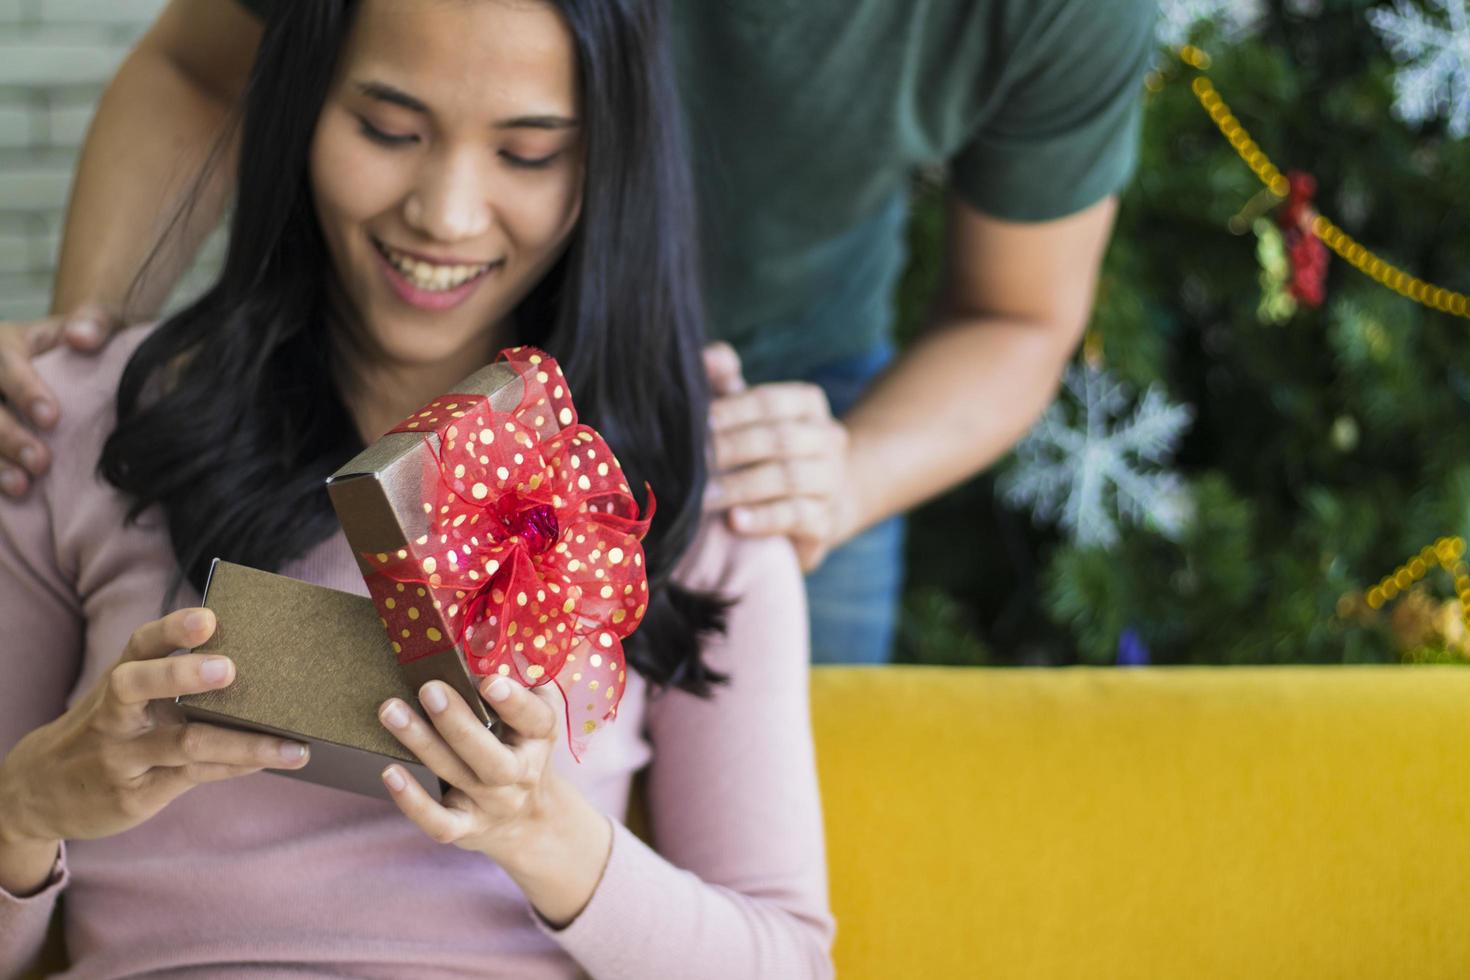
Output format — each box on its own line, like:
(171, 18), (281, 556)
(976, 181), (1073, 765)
(377, 241), (493, 292)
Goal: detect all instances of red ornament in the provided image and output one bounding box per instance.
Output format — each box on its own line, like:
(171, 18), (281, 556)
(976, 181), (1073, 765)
(1276, 170), (1328, 308)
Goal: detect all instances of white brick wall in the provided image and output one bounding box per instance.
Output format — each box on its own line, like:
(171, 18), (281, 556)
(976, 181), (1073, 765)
(0, 0), (224, 321)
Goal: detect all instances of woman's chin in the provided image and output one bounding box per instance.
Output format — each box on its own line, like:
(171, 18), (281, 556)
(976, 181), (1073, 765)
(362, 316), (501, 371)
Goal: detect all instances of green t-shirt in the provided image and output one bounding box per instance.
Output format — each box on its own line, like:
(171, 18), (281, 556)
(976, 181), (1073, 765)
(238, 0), (1155, 383)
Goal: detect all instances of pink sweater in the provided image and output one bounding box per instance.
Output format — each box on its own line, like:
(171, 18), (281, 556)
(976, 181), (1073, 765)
(0, 331), (833, 980)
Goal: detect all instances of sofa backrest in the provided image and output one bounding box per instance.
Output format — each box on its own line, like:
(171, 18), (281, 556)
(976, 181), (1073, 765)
(813, 665), (1470, 979)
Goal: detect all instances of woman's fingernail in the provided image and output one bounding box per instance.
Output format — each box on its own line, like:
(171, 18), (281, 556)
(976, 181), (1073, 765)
(0, 468), (25, 497)
(486, 677), (512, 703)
(381, 701), (411, 729)
(199, 657), (229, 684)
(731, 508), (752, 530)
(280, 742), (308, 764)
(185, 610), (212, 634)
(29, 400), (57, 427)
(420, 683), (449, 714)
(382, 767), (406, 792)
(18, 447), (40, 474)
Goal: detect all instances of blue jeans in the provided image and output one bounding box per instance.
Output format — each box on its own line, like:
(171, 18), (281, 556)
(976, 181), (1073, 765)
(802, 344), (905, 665)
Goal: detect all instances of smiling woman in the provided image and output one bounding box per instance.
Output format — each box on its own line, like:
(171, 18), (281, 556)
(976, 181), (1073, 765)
(311, 0), (585, 364)
(105, 0), (720, 692)
(0, 1), (833, 978)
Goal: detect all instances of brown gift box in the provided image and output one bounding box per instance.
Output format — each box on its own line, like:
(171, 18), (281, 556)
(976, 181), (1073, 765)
(326, 362), (525, 740)
(176, 560), (443, 802)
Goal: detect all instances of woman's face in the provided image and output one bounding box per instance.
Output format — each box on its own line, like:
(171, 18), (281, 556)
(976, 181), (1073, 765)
(310, 0), (583, 368)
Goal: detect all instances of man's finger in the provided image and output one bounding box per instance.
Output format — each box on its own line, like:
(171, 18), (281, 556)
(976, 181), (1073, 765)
(702, 342), (747, 396)
(23, 317), (65, 355)
(712, 420), (832, 471)
(0, 408), (50, 480)
(0, 465), (27, 499)
(709, 383), (831, 432)
(728, 497), (829, 538)
(714, 458), (835, 509)
(60, 305), (119, 352)
(713, 461), (787, 507)
(0, 326), (62, 431)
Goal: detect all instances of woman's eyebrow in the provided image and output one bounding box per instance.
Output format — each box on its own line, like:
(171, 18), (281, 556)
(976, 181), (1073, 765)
(355, 80), (429, 113)
(495, 115), (580, 130)
(353, 81), (576, 130)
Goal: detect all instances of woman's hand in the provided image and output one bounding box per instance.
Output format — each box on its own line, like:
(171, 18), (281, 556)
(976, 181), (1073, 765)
(0, 608), (310, 848)
(703, 342), (858, 572)
(378, 676), (613, 927)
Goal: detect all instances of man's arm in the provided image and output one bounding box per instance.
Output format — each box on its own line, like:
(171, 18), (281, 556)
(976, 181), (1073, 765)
(708, 193), (1116, 570)
(839, 193), (1116, 538)
(53, 0), (261, 318)
(0, 0), (261, 495)
(707, 0), (1149, 568)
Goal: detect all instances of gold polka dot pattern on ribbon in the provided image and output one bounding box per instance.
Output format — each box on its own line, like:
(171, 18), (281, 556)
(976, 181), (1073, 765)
(371, 346), (652, 756)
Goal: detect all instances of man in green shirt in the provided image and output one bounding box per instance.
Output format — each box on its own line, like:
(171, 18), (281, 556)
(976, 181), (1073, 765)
(0, 0), (1154, 664)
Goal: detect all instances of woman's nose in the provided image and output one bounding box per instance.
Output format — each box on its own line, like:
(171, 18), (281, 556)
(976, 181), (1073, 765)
(403, 152), (492, 243)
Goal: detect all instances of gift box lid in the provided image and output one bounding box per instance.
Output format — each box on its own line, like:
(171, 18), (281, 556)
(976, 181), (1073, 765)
(177, 559), (442, 801)
(324, 362), (527, 735)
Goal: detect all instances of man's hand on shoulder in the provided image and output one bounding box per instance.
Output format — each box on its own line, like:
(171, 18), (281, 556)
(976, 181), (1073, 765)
(703, 342), (857, 573)
(0, 305), (122, 497)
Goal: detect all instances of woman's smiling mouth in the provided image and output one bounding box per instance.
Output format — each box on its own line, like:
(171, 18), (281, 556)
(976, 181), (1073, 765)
(372, 236), (503, 311)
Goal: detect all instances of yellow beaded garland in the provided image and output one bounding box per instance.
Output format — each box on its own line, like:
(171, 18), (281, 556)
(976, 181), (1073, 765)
(1364, 537), (1470, 635)
(1156, 46), (1470, 322)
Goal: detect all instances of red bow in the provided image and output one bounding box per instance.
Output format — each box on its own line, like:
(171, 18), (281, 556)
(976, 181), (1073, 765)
(369, 347), (652, 752)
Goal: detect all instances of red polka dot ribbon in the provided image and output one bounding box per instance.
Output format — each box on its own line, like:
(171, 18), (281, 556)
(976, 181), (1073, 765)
(368, 347), (652, 753)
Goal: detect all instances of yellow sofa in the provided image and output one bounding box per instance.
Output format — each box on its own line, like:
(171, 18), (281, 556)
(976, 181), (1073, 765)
(25, 665), (1470, 978)
(816, 665), (1470, 979)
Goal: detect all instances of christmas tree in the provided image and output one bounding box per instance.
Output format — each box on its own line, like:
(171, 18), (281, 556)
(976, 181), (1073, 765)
(897, 0), (1470, 668)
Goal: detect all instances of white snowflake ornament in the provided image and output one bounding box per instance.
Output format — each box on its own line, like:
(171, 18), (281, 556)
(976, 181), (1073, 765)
(1002, 364), (1196, 549)
(1156, 0), (1264, 50)
(1369, 0), (1470, 138)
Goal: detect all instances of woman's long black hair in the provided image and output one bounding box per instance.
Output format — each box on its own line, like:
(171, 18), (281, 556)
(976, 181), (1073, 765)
(100, 0), (726, 695)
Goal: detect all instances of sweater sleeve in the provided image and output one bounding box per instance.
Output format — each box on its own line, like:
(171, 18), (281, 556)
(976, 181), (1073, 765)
(0, 397), (85, 970)
(543, 528), (835, 979)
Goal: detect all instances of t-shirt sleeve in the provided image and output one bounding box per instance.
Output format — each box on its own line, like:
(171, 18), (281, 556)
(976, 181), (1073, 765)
(951, 0), (1157, 222)
(543, 527), (835, 979)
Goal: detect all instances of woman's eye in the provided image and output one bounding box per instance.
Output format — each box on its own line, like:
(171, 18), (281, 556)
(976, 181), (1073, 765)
(501, 150), (562, 170)
(357, 117), (418, 147)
